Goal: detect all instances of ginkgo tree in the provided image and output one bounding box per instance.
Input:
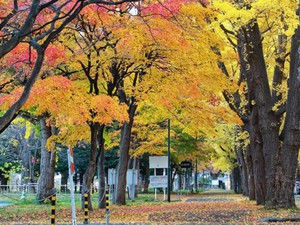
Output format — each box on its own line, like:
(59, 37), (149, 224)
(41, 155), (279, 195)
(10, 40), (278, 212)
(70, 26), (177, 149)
(210, 0), (300, 208)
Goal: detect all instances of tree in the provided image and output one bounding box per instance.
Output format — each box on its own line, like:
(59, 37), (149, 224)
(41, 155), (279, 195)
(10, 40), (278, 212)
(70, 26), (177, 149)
(212, 0), (299, 208)
(0, 119), (40, 190)
(0, 0), (141, 134)
(57, 4), (176, 205)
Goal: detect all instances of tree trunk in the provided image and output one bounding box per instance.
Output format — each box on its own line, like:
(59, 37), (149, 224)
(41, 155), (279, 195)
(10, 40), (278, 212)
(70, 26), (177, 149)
(36, 118), (56, 202)
(114, 76), (137, 204)
(61, 172), (68, 193)
(245, 20), (289, 208)
(114, 121), (134, 205)
(296, 166), (300, 182)
(97, 125), (106, 209)
(178, 171), (182, 190)
(232, 167), (242, 194)
(20, 137), (30, 186)
(272, 25), (300, 208)
(249, 107), (266, 205)
(236, 145), (248, 196)
(0, 49), (46, 134)
(171, 167), (177, 192)
(236, 20), (274, 206)
(236, 24), (259, 202)
(0, 173), (8, 190)
(245, 144), (256, 200)
(79, 172), (84, 192)
(81, 122), (100, 210)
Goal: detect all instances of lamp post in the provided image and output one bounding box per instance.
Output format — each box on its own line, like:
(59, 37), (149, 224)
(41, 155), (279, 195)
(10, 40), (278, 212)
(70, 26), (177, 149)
(167, 118), (171, 202)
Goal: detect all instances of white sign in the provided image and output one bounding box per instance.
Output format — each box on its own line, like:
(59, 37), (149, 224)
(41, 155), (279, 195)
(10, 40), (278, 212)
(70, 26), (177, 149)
(149, 156), (168, 169)
(149, 175), (168, 188)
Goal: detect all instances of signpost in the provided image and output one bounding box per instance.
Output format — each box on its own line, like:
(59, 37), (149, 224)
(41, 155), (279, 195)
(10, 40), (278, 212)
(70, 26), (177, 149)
(149, 176), (168, 188)
(180, 160), (192, 168)
(149, 118), (171, 202)
(167, 118), (171, 202)
(149, 156), (168, 200)
(149, 156), (168, 168)
(180, 160), (192, 190)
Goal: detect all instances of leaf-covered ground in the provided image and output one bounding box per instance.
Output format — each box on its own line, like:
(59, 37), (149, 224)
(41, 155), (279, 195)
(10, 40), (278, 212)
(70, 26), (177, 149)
(1, 190), (300, 224)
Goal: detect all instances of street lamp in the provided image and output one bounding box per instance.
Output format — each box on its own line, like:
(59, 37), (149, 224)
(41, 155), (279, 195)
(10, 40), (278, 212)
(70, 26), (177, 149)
(167, 118), (171, 202)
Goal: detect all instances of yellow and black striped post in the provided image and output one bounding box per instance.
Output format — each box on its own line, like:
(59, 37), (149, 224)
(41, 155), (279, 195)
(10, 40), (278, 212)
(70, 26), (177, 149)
(50, 194), (56, 225)
(84, 193), (89, 224)
(106, 189), (109, 225)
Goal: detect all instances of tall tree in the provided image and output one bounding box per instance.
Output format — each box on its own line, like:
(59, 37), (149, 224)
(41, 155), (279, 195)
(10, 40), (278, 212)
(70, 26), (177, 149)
(0, 0), (141, 134)
(213, 0), (299, 208)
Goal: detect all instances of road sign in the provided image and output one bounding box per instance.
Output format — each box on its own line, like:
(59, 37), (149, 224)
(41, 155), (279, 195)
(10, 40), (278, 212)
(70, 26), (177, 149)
(149, 175), (168, 188)
(180, 160), (192, 168)
(149, 156), (168, 169)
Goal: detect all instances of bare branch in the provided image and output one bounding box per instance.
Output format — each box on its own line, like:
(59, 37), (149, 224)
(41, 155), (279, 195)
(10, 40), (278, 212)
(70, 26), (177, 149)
(220, 24), (237, 47)
(0, 0), (41, 58)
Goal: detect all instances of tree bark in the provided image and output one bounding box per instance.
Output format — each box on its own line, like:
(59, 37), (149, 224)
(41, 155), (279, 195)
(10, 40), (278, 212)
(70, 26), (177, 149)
(249, 107), (266, 205)
(296, 166), (300, 182)
(81, 122), (100, 210)
(232, 167), (242, 194)
(236, 145), (248, 196)
(244, 20), (294, 208)
(245, 144), (256, 200)
(272, 25), (300, 208)
(0, 173), (8, 190)
(36, 118), (56, 202)
(0, 49), (45, 134)
(114, 102), (137, 204)
(97, 125), (106, 209)
(114, 119), (135, 205)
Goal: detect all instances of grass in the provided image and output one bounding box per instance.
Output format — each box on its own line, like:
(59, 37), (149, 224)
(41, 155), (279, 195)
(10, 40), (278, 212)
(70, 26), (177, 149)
(1, 190), (300, 224)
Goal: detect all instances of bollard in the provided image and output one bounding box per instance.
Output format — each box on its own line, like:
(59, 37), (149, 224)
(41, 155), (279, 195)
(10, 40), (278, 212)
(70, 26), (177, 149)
(84, 193), (89, 224)
(106, 189), (109, 225)
(50, 194), (56, 225)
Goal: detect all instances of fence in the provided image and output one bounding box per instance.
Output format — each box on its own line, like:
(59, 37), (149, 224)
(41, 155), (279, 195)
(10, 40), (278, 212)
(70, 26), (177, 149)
(0, 184), (145, 196)
(0, 184), (38, 194)
(0, 183), (212, 198)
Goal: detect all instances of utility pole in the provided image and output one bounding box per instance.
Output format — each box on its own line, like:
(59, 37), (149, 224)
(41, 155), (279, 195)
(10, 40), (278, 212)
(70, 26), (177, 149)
(167, 118), (171, 202)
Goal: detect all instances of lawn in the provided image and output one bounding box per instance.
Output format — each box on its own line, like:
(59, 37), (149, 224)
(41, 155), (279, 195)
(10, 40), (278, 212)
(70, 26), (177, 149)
(1, 190), (300, 224)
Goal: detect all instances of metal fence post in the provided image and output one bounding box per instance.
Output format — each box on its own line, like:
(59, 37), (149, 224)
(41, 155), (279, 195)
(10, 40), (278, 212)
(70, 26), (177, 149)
(84, 193), (89, 224)
(50, 193), (56, 225)
(106, 189), (110, 225)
